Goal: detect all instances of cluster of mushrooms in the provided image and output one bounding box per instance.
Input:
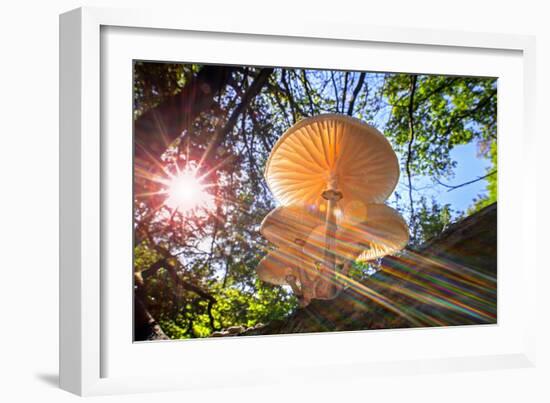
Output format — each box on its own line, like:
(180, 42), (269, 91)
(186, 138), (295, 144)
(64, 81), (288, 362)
(256, 114), (409, 306)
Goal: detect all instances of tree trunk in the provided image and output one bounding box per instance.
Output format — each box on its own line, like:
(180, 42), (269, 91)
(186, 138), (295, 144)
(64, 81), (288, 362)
(134, 295), (169, 341)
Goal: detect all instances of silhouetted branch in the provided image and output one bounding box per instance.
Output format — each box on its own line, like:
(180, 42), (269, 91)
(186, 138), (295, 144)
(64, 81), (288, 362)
(301, 70), (316, 114)
(134, 65), (234, 167)
(342, 72), (349, 110)
(406, 75), (418, 235)
(197, 68), (274, 175)
(347, 72), (366, 116)
(435, 170), (497, 192)
(331, 72), (340, 113)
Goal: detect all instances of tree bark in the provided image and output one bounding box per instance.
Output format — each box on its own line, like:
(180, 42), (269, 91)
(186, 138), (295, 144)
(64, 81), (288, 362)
(134, 293), (169, 341)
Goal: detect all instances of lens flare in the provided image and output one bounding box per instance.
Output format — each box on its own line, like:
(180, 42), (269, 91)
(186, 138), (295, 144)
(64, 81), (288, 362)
(164, 170), (213, 213)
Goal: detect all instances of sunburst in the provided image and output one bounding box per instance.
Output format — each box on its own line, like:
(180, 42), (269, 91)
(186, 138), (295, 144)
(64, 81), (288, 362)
(162, 168), (214, 214)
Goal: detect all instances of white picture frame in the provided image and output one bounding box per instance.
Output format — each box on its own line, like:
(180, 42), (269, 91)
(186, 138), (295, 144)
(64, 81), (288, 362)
(59, 6), (537, 396)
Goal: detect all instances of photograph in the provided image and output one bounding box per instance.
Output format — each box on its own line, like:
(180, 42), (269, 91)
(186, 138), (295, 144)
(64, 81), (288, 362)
(132, 62), (497, 341)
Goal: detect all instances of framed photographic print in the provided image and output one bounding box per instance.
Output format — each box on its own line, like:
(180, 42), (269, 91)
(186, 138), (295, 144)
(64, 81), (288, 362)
(60, 6), (537, 396)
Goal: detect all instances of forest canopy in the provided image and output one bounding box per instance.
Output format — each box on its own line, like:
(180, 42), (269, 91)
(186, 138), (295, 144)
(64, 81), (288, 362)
(132, 63), (497, 340)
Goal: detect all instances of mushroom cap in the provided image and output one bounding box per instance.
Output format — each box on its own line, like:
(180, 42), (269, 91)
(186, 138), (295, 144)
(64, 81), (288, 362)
(256, 248), (312, 286)
(260, 206), (323, 250)
(341, 203), (409, 261)
(265, 114), (399, 207)
(302, 204), (409, 263)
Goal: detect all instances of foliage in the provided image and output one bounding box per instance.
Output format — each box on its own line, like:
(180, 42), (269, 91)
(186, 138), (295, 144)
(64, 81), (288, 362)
(411, 197), (454, 246)
(133, 63), (497, 339)
(470, 141), (498, 212)
(382, 74), (496, 177)
(133, 62), (197, 118)
(135, 243), (297, 338)
(380, 74), (497, 239)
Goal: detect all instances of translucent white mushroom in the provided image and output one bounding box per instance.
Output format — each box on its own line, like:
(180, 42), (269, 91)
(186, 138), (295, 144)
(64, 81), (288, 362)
(264, 114), (400, 208)
(259, 114), (405, 304)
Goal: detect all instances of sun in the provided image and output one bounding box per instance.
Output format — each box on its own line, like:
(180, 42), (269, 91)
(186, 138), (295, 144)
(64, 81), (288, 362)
(164, 170), (213, 213)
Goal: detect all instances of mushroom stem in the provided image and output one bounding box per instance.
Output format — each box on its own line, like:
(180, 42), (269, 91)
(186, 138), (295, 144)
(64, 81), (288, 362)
(324, 197), (338, 273)
(321, 177), (342, 276)
(285, 274), (302, 297)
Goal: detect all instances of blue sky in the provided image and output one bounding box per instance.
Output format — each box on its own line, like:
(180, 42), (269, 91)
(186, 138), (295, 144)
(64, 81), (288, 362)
(393, 140), (491, 216)
(437, 142), (491, 211)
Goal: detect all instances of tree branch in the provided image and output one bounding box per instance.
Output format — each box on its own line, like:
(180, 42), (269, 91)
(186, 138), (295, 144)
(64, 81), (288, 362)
(442, 89), (497, 138)
(331, 72), (340, 113)
(301, 70), (316, 114)
(134, 65), (234, 169)
(406, 75), (418, 235)
(342, 72), (349, 111)
(347, 72), (366, 116)
(197, 68), (274, 175)
(435, 170), (497, 192)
